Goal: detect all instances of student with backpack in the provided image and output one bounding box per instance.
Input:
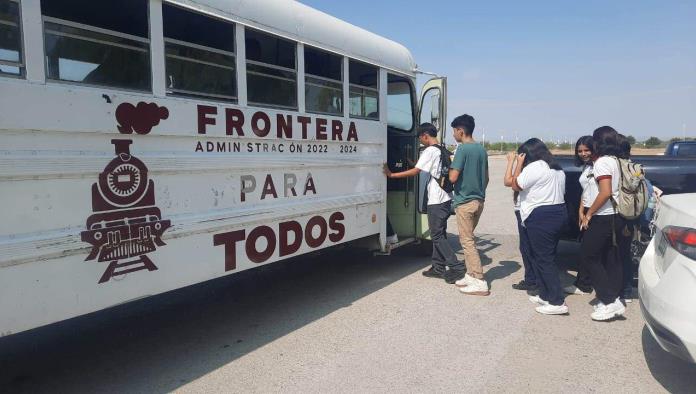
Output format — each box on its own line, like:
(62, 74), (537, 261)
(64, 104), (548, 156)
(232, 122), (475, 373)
(448, 114), (490, 295)
(579, 126), (627, 321)
(383, 123), (465, 284)
(615, 133), (649, 302)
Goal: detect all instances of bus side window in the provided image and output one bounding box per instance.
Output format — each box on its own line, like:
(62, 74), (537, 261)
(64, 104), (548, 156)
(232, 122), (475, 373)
(163, 4), (236, 101)
(0, 0), (23, 77)
(304, 46), (342, 116)
(387, 74), (414, 132)
(245, 28), (297, 110)
(41, 0), (150, 91)
(349, 59), (379, 120)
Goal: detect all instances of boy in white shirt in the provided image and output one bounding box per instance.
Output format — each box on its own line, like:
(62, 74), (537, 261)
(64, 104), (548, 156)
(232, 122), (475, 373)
(383, 123), (464, 283)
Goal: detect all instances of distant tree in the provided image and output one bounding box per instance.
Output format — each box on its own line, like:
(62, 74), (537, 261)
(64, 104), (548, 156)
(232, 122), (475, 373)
(626, 135), (636, 145)
(670, 137), (682, 143)
(645, 136), (662, 148)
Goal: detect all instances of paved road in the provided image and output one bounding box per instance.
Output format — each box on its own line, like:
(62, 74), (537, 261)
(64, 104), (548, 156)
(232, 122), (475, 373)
(1, 157), (695, 393)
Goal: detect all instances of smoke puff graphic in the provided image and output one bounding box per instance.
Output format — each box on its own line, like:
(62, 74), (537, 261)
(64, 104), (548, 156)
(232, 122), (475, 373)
(116, 102), (169, 135)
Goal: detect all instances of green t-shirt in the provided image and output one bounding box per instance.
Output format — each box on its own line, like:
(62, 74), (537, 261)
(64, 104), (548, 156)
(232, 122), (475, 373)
(451, 142), (488, 207)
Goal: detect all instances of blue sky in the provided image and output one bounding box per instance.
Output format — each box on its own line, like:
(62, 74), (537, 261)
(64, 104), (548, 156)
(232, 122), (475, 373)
(303, 0), (696, 142)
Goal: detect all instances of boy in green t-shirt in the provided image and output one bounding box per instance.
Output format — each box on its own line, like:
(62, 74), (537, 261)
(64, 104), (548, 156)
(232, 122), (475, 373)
(448, 114), (490, 296)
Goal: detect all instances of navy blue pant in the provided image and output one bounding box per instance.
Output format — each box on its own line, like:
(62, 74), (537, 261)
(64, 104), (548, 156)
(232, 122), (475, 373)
(515, 210), (536, 286)
(521, 204), (567, 306)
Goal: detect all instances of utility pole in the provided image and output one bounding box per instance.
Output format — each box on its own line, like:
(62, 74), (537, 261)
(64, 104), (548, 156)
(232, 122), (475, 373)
(684, 123), (687, 141)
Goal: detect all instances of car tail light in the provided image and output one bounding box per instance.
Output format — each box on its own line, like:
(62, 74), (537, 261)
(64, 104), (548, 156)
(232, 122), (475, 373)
(663, 226), (696, 260)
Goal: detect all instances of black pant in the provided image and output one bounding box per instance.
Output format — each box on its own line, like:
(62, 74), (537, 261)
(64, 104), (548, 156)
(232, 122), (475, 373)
(521, 204), (567, 306)
(515, 210), (536, 286)
(427, 201), (463, 273)
(574, 207), (593, 293)
(619, 219), (637, 291)
(580, 214), (625, 305)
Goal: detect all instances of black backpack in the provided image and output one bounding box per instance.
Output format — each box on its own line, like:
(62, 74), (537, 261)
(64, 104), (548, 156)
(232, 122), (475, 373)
(435, 145), (454, 193)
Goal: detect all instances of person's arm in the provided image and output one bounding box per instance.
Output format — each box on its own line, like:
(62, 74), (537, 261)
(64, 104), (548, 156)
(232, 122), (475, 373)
(449, 168), (460, 184)
(510, 153), (526, 191)
(503, 152), (516, 187)
(578, 203), (585, 229)
(383, 164), (420, 179)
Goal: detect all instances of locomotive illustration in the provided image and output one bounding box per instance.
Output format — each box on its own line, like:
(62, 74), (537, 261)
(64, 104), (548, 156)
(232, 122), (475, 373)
(81, 139), (171, 283)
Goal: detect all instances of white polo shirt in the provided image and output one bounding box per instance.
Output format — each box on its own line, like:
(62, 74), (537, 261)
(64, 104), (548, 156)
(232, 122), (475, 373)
(415, 146), (451, 205)
(591, 156), (621, 216)
(578, 164), (596, 208)
(516, 160), (566, 224)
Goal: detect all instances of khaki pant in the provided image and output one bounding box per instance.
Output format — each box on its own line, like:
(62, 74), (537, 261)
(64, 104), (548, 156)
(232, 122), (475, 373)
(455, 200), (485, 279)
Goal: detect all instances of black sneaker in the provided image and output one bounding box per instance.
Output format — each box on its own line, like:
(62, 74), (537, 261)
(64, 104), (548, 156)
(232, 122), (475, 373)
(512, 279), (538, 291)
(444, 270), (466, 284)
(422, 267), (445, 279)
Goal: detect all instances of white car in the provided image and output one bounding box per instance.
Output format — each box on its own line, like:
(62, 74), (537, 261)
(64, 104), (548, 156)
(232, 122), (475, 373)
(639, 193), (696, 363)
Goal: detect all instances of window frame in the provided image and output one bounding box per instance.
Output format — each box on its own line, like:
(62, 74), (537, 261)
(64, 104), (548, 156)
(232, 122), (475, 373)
(244, 27), (298, 111)
(41, 4), (152, 93)
(348, 58), (379, 121)
(162, 2), (237, 102)
(386, 72), (416, 133)
(0, 0), (25, 78)
(304, 45), (343, 116)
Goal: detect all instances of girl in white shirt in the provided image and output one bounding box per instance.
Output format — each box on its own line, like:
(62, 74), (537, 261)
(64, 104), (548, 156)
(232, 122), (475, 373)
(507, 138), (568, 315)
(580, 126), (626, 321)
(565, 136), (595, 295)
(504, 154), (536, 293)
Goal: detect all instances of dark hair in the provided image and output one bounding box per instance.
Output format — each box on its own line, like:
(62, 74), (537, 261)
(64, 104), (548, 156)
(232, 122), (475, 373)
(616, 133), (631, 159)
(450, 114), (475, 135)
(592, 126), (620, 157)
(574, 135), (595, 167)
(417, 122), (438, 138)
(517, 138), (562, 170)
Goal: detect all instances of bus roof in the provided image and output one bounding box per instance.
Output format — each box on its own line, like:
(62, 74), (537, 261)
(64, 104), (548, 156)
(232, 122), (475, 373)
(168, 0), (417, 76)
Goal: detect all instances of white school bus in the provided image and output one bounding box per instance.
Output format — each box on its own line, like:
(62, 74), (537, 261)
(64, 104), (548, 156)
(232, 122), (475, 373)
(0, 0), (447, 336)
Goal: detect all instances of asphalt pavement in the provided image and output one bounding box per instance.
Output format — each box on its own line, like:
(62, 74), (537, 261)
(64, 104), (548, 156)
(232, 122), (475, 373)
(1, 156), (695, 393)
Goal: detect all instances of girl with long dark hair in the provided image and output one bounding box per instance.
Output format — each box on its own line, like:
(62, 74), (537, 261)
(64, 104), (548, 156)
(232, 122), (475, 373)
(564, 136), (595, 296)
(506, 138), (568, 315)
(505, 153), (536, 293)
(580, 126), (626, 321)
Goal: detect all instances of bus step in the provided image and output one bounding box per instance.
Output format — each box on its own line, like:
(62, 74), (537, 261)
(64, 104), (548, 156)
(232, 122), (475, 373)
(374, 237), (417, 256)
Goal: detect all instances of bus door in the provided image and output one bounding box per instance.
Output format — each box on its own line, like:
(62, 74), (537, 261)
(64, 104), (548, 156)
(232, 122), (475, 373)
(416, 77), (447, 240)
(385, 74), (419, 246)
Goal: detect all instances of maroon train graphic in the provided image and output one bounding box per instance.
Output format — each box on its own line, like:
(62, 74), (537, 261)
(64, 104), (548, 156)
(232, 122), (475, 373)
(81, 139), (171, 283)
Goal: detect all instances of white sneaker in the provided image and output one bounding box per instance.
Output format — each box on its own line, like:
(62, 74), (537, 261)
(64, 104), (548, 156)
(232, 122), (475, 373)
(591, 298), (626, 321)
(535, 303), (569, 315)
(455, 273), (476, 288)
(459, 277), (490, 296)
(386, 234), (399, 244)
(563, 285), (591, 295)
(529, 295), (549, 306)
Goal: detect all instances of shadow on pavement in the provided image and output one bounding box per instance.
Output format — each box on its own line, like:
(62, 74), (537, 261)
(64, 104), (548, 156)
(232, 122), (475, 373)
(486, 260), (521, 286)
(641, 325), (696, 393)
(0, 245), (428, 393)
